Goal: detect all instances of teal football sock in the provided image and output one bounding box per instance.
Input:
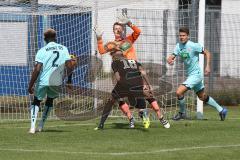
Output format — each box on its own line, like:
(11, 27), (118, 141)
(178, 97), (186, 113)
(206, 96), (223, 112)
(39, 105), (52, 129)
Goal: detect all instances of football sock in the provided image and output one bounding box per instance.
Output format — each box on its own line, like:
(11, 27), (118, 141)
(129, 117), (134, 123)
(99, 100), (114, 128)
(178, 97), (186, 113)
(206, 96), (223, 112)
(39, 105), (52, 129)
(30, 105), (39, 129)
(139, 109), (148, 119)
(142, 109), (148, 118)
(138, 111), (144, 119)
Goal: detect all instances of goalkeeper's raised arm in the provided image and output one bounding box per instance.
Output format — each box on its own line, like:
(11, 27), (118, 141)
(117, 12), (141, 43)
(93, 13), (141, 60)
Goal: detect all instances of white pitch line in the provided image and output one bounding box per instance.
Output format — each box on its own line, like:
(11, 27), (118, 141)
(0, 121), (127, 129)
(0, 122), (98, 129)
(0, 144), (240, 156)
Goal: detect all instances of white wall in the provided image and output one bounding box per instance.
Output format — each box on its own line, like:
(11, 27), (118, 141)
(220, 0), (240, 77)
(0, 22), (28, 65)
(221, 0), (240, 14)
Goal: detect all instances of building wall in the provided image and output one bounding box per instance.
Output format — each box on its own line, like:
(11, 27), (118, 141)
(221, 0), (240, 14)
(220, 0), (240, 77)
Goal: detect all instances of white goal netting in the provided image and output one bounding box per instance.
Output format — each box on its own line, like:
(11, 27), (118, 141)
(1, 0), (239, 121)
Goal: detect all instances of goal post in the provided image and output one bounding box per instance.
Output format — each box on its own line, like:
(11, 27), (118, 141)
(196, 0), (205, 119)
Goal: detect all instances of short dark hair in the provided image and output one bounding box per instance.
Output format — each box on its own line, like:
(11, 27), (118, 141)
(44, 28), (56, 43)
(179, 27), (189, 35)
(113, 22), (124, 30)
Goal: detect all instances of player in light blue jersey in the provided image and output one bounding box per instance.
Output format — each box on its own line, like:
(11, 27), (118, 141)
(167, 27), (227, 121)
(28, 28), (73, 134)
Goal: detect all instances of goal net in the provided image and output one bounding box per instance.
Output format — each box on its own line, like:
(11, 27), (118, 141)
(0, 1), (99, 120)
(1, 0), (239, 121)
(119, 8), (197, 120)
(0, 0), (199, 121)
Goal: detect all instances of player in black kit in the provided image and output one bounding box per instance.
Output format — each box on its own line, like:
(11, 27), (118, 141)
(95, 52), (170, 130)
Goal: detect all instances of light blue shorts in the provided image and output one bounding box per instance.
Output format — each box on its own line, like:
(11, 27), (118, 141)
(34, 85), (60, 100)
(182, 74), (204, 93)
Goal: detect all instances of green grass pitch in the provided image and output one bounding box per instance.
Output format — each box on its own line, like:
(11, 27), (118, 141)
(0, 106), (239, 160)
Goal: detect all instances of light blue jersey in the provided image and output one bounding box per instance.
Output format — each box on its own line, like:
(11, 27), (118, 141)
(35, 42), (70, 86)
(173, 40), (204, 76)
(173, 40), (204, 92)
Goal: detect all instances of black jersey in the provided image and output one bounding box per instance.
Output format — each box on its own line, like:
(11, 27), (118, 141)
(111, 58), (149, 99)
(111, 58), (143, 86)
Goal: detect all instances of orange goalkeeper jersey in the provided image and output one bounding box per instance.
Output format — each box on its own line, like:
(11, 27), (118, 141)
(97, 25), (141, 60)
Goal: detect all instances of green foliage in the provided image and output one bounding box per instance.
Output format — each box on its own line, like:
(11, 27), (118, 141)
(210, 89), (240, 106)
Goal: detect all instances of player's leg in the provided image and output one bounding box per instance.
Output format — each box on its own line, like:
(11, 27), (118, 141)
(141, 78), (169, 128)
(129, 97), (150, 129)
(119, 100), (135, 128)
(29, 97), (41, 134)
(38, 97), (54, 131)
(172, 84), (188, 120)
(112, 84), (135, 128)
(29, 85), (45, 134)
(173, 74), (202, 120)
(38, 86), (59, 131)
(196, 87), (228, 121)
(95, 98), (133, 129)
(146, 98), (170, 128)
(137, 99), (150, 129)
(95, 97), (115, 130)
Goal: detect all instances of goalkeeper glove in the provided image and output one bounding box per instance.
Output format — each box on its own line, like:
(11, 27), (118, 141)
(117, 12), (131, 25)
(93, 26), (104, 39)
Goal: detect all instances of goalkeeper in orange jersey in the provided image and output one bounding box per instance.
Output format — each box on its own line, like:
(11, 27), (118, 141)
(95, 52), (170, 130)
(93, 13), (150, 128)
(94, 13), (140, 60)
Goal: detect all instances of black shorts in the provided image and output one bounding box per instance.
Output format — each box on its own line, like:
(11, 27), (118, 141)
(112, 83), (153, 109)
(112, 82), (154, 98)
(128, 96), (146, 109)
(112, 83), (145, 99)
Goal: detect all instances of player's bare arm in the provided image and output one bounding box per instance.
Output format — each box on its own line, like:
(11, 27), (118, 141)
(65, 58), (76, 91)
(114, 71), (121, 82)
(65, 58), (76, 77)
(203, 49), (211, 75)
(93, 26), (107, 54)
(28, 63), (42, 94)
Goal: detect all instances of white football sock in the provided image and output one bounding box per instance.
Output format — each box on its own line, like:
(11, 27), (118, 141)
(30, 105), (39, 129)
